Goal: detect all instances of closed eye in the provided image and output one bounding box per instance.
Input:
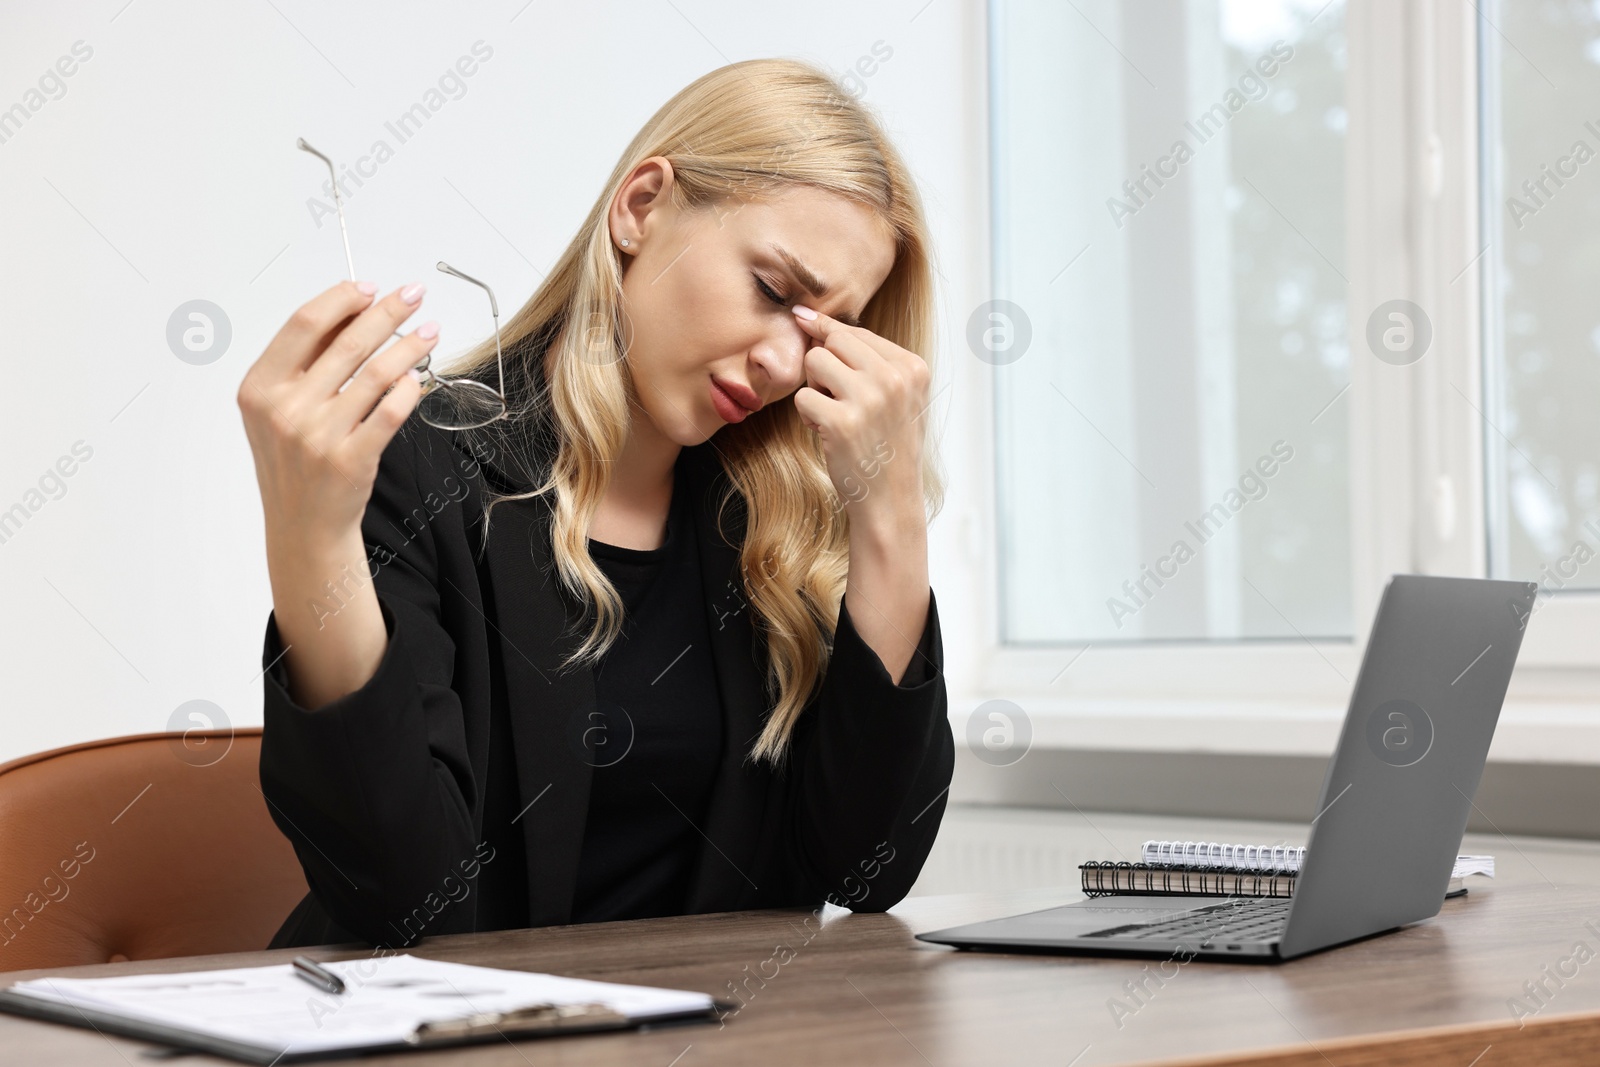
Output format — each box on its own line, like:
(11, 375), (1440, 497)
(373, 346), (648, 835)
(753, 273), (790, 307)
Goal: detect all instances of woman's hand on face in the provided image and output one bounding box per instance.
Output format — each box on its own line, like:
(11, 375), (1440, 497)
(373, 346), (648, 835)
(789, 304), (930, 522)
(236, 280), (440, 551)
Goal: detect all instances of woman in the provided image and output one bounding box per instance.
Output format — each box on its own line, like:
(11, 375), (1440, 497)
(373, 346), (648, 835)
(238, 57), (953, 949)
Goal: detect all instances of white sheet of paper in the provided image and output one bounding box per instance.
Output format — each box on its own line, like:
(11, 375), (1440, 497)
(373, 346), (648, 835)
(10, 954), (714, 1055)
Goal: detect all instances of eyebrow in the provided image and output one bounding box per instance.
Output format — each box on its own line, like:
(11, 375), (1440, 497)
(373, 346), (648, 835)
(768, 243), (863, 327)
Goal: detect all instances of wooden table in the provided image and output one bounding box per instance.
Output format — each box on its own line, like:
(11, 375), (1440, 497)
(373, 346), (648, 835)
(6, 880), (1600, 1065)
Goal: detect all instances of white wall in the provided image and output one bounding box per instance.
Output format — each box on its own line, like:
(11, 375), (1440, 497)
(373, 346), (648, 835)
(0, 0), (992, 762)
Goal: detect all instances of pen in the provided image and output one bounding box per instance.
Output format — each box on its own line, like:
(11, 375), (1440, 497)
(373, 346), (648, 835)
(291, 956), (346, 995)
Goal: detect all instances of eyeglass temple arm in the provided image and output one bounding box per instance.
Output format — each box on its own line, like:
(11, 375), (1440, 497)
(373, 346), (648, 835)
(300, 140), (502, 394)
(296, 139), (356, 282)
(436, 261), (505, 395)
(299, 137), (418, 349)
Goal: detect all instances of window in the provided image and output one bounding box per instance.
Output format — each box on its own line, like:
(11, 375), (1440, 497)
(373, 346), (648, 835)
(1482, 0), (1600, 590)
(970, 0), (1600, 714)
(989, 0), (1351, 644)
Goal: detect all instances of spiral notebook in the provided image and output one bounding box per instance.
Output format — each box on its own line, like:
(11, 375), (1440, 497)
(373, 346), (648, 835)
(1079, 839), (1496, 899)
(0, 954), (726, 1064)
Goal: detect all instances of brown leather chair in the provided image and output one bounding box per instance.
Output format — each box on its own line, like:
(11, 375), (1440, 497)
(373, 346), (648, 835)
(0, 728), (308, 972)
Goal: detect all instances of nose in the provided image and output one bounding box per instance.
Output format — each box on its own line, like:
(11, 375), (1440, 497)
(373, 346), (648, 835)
(749, 319), (809, 398)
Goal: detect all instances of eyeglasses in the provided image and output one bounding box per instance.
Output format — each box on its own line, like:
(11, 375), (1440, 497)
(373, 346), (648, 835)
(296, 138), (508, 431)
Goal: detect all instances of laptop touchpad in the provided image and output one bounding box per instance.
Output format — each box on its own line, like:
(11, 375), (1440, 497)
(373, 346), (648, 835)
(1009, 897), (1223, 936)
(1071, 897), (1219, 911)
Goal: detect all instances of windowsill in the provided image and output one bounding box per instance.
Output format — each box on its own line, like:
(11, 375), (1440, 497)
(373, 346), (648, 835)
(947, 698), (1600, 764)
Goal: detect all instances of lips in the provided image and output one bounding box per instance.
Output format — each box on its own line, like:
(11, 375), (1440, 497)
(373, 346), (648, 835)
(709, 376), (761, 423)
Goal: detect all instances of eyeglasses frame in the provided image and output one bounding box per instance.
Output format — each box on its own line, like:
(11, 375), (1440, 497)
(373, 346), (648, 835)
(296, 138), (508, 431)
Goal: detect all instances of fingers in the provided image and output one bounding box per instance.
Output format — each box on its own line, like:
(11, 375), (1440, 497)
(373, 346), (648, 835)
(347, 363), (426, 460)
(803, 345), (853, 400)
(793, 307), (884, 373)
(792, 304), (934, 396)
(795, 305), (930, 403)
(788, 305), (933, 452)
(792, 384), (845, 433)
(793, 305), (880, 401)
(303, 283), (428, 398)
(258, 280), (380, 381)
(790, 305), (895, 369)
(327, 322), (440, 437)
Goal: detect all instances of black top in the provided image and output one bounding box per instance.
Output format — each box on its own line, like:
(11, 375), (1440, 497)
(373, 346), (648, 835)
(258, 413), (954, 950)
(571, 478), (724, 921)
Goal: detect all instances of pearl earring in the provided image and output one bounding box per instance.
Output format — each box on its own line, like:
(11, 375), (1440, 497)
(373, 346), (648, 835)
(620, 238), (631, 247)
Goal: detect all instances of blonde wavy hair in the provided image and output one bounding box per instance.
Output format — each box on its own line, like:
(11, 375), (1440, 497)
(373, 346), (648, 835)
(448, 57), (943, 765)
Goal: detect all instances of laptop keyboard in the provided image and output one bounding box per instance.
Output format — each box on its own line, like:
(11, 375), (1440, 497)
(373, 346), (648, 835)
(1081, 897), (1293, 944)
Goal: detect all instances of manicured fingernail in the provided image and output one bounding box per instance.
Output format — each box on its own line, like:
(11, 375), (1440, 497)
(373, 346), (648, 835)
(356, 280), (378, 296)
(400, 283), (426, 304)
(416, 320), (440, 340)
(408, 367), (426, 383)
(791, 304), (817, 320)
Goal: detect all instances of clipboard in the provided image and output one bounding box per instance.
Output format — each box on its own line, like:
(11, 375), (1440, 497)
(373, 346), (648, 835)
(0, 954), (734, 1064)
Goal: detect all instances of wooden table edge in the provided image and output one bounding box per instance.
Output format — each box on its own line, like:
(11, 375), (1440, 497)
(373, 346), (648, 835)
(1126, 1006), (1600, 1067)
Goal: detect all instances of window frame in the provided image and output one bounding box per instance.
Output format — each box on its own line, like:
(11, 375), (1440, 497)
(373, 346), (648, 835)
(954, 0), (1600, 747)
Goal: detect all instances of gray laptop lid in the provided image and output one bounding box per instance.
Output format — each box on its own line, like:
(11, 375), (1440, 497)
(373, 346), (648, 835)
(1277, 574), (1537, 959)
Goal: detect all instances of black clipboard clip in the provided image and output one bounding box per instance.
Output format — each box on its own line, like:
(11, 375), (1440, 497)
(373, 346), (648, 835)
(406, 1001), (631, 1045)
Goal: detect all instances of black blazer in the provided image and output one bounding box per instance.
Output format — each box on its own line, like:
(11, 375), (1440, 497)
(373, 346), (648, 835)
(257, 409), (954, 949)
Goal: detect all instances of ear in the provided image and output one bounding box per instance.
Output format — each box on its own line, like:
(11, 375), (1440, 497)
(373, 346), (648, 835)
(609, 156), (677, 252)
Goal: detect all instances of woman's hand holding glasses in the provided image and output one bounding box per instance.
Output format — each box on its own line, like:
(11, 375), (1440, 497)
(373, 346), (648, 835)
(235, 137), (509, 710)
(239, 279), (439, 543)
(235, 280), (440, 710)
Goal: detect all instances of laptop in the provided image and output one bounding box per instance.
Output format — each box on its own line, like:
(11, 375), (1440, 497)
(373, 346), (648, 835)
(917, 573), (1539, 962)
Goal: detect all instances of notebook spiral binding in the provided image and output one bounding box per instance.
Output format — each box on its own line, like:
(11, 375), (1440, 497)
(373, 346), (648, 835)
(1144, 840), (1305, 872)
(1079, 860), (1298, 899)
